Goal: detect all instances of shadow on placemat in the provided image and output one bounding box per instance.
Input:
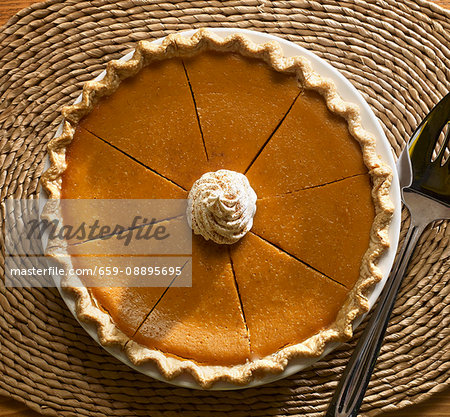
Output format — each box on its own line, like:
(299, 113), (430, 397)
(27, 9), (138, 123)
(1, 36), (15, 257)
(0, 0), (449, 416)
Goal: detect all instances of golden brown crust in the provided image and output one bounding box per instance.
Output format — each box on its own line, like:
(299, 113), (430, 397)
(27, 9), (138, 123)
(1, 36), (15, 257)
(41, 29), (394, 388)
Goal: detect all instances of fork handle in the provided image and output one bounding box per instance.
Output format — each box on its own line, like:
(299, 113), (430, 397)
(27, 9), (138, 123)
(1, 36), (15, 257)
(326, 222), (426, 417)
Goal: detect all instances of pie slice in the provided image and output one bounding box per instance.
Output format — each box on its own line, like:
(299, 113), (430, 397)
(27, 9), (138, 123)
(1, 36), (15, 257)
(71, 254), (168, 340)
(67, 217), (191, 340)
(133, 234), (251, 365)
(62, 127), (187, 200)
(79, 58), (208, 190)
(230, 233), (349, 358)
(183, 51), (300, 173)
(246, 89), (368, 197)
(252, 174), (375, 288)
(60, 127), (187, 245)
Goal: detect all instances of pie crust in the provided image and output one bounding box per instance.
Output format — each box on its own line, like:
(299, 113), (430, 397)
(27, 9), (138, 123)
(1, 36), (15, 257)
(41, 29), (394, 388)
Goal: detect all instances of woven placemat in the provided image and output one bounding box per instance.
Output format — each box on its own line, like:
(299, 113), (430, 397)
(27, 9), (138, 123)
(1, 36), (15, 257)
(0, 0), (449, 416)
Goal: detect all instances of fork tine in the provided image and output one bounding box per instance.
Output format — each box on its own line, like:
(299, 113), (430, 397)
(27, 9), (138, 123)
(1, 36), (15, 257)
(435, 121), (450, 164)
(409, 92), (450, 174)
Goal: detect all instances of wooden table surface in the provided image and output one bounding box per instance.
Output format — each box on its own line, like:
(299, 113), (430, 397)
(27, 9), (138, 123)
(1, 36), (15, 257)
(0, 0), (449, 416)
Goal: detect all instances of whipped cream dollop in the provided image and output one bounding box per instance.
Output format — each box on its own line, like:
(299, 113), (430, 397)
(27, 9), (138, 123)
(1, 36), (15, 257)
(187, 170), (257, 245)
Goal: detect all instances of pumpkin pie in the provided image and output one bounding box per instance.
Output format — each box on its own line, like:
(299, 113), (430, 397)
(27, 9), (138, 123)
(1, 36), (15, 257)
(41, 30), (393, 387)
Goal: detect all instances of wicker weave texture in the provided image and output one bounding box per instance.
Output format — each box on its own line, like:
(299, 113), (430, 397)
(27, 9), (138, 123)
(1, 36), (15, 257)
(0, 0), (449, 416)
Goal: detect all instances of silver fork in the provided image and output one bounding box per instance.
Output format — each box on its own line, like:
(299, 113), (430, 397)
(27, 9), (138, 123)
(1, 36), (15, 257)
(326, 92), (450, 417)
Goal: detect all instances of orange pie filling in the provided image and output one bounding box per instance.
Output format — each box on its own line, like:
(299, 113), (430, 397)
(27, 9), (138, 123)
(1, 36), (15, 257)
(42, 31), (392, 384)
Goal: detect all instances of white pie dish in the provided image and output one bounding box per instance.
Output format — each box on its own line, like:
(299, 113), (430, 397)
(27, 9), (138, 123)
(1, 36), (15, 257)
(39, 27), (402, 390)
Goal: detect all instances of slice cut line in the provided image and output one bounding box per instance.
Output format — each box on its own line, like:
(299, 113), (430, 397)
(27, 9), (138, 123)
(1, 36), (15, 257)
(71, 255), (169, 340)
(246, 89), (369, 198)
(132, 235), (251, 366)
(229, 233), (349, 359)
(78, 58), (208, 190)
(62, 127), (187, 200)
(130, 258), (191, 338)
(258, 172), (367, 201)
(182, 51), (301, 173)
(84, 127), (187, 191)
(250, 231), (346, 289)
(227, 246), (250, 340)
(69, 216), (192, 343)
(252, 174), (375, 288)
(60, 127), (188, 247)
(244, 91), (302, 174)
(181, 60), (209, 161)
